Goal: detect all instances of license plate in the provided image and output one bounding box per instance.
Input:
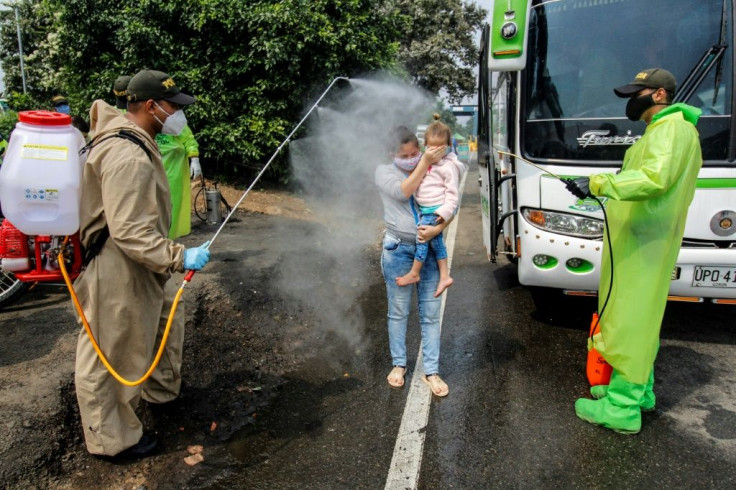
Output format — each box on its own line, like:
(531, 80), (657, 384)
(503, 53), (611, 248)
(692, 266), (736, 288)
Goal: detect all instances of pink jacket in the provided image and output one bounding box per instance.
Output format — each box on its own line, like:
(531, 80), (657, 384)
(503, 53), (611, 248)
(414, 153), (465, 221)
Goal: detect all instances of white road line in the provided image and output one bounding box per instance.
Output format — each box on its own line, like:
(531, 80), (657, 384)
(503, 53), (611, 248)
(384, 169), (467, 490)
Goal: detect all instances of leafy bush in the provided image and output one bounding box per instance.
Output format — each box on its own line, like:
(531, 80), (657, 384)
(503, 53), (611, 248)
(0, 0), (486, 183)
(0, 110), (18, 140)
(2, 0), (403, 183)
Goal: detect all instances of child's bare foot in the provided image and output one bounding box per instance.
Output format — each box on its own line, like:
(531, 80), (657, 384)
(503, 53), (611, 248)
(396, 271), (420, 286)
(434, 277), (454, 297)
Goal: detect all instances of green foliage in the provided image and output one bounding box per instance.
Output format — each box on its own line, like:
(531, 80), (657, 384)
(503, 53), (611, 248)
(8, 0), (403, 181)
(0, 1), (52, 109)
(393, 0), (487, 103)
(0, 0), (486, 181)
(0, 110), (18, 140)
(5, 91), (36, 112)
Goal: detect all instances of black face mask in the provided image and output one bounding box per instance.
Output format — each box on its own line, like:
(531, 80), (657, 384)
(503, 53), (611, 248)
(625, 92), (669, 121)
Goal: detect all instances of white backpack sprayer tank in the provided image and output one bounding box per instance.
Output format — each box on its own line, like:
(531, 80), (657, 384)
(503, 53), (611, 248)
(0, 111), (85, 234)
(0, 110), (86, 281)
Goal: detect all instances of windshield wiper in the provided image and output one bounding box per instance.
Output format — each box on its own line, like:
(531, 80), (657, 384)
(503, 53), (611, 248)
(675, 0), (729, 105)
(674, 43), (728, 104)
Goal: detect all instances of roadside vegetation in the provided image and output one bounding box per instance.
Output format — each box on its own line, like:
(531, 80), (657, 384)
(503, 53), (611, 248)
(0, 0), (485, 182)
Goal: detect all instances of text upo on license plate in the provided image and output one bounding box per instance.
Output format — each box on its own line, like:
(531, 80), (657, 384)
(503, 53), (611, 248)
(692, 266), (736, 288)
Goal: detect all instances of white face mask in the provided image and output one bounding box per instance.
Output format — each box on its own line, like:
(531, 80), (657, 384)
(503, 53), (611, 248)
(154, 102), (187, 136)
(393, 153), (422, 172)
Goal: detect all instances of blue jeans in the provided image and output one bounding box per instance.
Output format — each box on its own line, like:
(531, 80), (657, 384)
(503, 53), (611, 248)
(381, 233), (443, 375)
(415, 213), (448, 263)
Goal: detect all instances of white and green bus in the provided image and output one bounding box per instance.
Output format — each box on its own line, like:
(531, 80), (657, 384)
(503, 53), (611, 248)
(479, 0), (736, 304)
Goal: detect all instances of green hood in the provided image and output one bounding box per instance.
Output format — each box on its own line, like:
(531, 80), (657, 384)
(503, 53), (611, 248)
(651, 102), (701, 126)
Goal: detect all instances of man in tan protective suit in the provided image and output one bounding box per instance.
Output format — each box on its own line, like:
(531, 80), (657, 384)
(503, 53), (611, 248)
(74, 69), (210, 459)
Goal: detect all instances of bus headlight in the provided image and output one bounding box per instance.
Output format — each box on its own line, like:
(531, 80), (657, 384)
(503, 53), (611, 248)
(523, 208), (604, 238)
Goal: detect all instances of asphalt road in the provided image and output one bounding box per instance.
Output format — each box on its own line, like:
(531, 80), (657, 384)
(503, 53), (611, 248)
(2, 161), (735, 488)
(190, 164), (736, 489)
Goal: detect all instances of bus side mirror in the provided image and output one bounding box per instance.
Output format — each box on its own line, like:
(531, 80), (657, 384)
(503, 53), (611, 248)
(488, 0), (532, 72)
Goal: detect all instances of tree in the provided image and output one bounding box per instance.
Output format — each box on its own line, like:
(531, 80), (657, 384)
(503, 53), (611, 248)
(0, 0), (57, 109)
(0, 1), (486, 180)
(392, 0), (486, 103)
(1, 0), (403, 180)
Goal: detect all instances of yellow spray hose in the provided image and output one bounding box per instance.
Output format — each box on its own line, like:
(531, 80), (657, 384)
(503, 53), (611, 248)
(53, 78), (346, 386)
(58, 237), (187, 387)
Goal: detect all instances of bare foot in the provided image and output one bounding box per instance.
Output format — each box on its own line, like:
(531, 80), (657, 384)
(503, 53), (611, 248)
(434, 277), (454, 297)
(387, 366), (406, 388)
(422, 374), (449, 397)
(396, 271), (420, 286)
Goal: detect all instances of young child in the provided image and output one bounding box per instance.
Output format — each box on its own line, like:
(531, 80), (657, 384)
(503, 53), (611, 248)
(396, 115), (465, 297)
(377, 125), (450, 396)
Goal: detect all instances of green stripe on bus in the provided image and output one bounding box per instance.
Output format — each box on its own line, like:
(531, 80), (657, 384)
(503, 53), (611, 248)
(696, 178), (736, 189)
(544, 175), (736, 189)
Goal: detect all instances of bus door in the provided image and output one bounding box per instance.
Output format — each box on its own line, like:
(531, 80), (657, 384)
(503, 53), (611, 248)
(478, 23), (498, 262)
(479, 32), (518, 263)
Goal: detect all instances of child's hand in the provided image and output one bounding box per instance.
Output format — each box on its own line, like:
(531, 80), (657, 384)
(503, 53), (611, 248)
(423, 145), (446, 165)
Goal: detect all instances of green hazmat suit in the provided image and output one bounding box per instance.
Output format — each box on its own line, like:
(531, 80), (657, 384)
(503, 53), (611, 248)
(588, 103), (703, 385)
(157, 125), (199, 239)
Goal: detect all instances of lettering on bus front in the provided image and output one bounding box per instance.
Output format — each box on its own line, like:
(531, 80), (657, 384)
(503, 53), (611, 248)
(577, 130), (641, 148)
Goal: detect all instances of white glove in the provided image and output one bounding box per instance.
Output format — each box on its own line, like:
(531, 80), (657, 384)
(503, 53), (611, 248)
(189, 157), (202, 179)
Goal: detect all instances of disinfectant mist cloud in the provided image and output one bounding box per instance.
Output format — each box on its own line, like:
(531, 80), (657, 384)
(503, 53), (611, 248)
(276, 73), (436, 357)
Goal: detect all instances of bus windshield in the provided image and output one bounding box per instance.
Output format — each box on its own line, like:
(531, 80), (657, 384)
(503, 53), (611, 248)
(522, 0), (732, 164)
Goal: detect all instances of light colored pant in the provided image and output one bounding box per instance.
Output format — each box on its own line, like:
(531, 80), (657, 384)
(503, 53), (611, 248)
(381, 233), (442, 374)
(75, 278), (185, 456)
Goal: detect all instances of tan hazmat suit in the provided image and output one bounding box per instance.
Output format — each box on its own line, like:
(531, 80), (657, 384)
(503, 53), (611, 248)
(74, 100), (186, 456)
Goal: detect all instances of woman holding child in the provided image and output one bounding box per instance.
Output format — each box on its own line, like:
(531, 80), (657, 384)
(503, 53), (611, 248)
(374, 121), (462, 397)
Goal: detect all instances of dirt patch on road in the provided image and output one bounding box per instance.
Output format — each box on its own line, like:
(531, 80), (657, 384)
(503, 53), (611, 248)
(0, 185), (369, 489)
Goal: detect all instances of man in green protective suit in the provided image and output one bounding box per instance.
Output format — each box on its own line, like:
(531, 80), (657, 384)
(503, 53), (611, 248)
(157, 124), (201, 239)
(565, 68), (703, 434)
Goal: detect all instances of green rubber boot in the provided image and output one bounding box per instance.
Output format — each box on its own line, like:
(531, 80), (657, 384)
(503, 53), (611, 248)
(589, 369), (655, 412)
(575, 370), (646, 434)
(640, 369), (655, 411)
(590, 384), (608, 399)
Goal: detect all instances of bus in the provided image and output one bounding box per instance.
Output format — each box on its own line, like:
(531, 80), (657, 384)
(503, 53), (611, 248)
(478, 0), (736, 304)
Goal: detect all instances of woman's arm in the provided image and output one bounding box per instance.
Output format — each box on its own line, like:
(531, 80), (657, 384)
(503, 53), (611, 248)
(400, 145), (446, 197)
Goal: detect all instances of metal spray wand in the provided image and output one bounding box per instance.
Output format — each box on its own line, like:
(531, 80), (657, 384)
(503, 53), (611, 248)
(495, 149), (564, 181)
(183, 76), (350, 281)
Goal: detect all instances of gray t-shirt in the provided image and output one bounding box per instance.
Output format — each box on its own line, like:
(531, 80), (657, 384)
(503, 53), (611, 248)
(374, 163), (418, 243)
